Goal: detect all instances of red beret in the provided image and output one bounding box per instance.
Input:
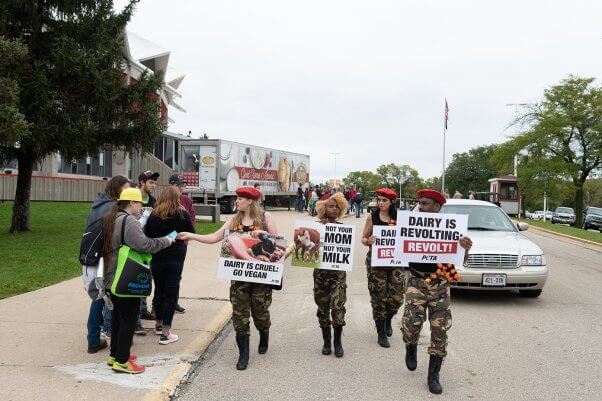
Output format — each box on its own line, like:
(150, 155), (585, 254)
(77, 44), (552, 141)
(319, 193), (332, 201)
(416, 189), (446, 205)
(235, 186), (261, 201)
(376, 188), (397, 201)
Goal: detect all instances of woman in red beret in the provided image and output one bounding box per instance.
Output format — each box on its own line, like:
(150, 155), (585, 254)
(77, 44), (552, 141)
(360, 188), (405, 348)
(178, 186), (278, 370)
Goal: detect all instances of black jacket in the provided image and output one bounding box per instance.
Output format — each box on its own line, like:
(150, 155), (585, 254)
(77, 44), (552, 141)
(144, 210), (195, 262)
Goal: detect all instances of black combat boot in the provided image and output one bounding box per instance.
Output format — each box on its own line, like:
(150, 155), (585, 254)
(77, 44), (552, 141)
(427, 354), (444, 394)
(405, 344), (417, 371)
(333, 325), (344, 357)
(321, 326), (332, 355)
(258, 329), (269, 354)
(375, 320), (390, 348)
(235, 334), (250, 370)
(385, 315), (393, 337)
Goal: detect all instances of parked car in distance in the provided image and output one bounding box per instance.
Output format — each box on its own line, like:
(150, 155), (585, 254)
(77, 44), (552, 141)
(530, 211), (544, 220)
(426, 199), (548, 297)
(582, 206), (602, 231)
(551, 207), (576, 226)
(545, 210), (553, 220)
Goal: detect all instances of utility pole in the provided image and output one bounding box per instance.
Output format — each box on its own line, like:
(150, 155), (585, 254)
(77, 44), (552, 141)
(506, 103), (532, 218)
(331, 152), (340, 189)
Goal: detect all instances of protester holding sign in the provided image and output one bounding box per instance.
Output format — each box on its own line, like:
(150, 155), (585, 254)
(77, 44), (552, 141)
(312, 193), (349, 358)
(177, 186), (279, 370)
(361, 188), (405, 348)
(100, 188), (173, 374)
(401, 189), (472, 395)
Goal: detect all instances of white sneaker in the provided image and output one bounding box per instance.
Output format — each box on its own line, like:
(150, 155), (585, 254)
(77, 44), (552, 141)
(159, 333), (179, 345)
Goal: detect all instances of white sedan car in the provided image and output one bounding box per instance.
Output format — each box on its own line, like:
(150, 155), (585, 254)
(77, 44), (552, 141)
(441, 199), (548, 297)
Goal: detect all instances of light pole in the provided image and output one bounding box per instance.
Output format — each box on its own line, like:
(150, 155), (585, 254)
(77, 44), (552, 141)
(506, 103), (533, 218)
(331, 152), (340, 189)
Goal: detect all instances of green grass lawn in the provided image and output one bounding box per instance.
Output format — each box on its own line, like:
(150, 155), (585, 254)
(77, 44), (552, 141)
(516, 218), (602, 244)
(0, 202), (223, 299)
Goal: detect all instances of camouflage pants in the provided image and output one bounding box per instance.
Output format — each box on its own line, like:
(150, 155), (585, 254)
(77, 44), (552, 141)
(401, 276), (452, 357)
(365, 254), (405, 320)
(230, 281), (273, 336)
(313, 269), (347, 327)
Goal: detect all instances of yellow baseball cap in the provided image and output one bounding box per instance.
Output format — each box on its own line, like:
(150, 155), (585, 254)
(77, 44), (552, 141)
(118, 188), (143, 203)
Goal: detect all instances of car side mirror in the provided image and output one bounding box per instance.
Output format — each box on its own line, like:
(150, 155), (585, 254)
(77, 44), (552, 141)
(517, 222), (529, 231)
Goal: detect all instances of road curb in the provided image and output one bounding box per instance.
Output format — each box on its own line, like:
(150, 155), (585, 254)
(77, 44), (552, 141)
(523, 223), (602, 248)
(144, 302), (232, 401)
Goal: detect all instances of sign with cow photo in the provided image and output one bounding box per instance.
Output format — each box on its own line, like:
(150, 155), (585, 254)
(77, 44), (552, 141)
(218, 232), (287, 285)
(291, 220), (355, 272)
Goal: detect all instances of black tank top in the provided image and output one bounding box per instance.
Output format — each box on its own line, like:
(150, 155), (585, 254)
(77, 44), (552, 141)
(371, 209), (397, 226)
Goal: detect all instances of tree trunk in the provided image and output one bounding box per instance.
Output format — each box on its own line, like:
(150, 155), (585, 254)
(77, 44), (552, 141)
(574, 184), (584, 227)
(9, 150), (35, 233)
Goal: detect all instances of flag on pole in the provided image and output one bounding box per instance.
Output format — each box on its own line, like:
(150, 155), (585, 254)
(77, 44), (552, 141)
(444, 99), (449, 129)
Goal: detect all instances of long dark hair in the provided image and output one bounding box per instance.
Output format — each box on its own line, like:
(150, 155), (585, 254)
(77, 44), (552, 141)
(105, 176), (130, 200)
(101, 201), (130, 258)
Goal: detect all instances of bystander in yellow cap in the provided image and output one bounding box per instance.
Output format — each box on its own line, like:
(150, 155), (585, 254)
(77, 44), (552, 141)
(118, 188), (143, 202)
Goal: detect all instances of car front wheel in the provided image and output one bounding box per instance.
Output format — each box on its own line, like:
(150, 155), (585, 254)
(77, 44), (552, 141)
(519, 289), (542, 298)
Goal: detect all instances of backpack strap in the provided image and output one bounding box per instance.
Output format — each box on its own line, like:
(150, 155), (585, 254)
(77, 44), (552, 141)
(119, 213), (128, 246)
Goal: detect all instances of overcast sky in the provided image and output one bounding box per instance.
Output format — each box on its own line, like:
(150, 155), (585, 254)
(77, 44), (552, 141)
(116, 0), (601, 184)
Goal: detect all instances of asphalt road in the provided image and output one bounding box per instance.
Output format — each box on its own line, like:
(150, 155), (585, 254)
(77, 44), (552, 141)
(176, 211), (602, 401)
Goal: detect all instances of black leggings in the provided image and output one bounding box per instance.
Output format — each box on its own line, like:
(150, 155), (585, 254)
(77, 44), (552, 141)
(110, 295), (140, 364)
(152, 259), (184, 328)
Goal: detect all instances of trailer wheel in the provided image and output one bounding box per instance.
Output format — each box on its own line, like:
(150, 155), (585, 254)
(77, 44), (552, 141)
(229, 198), (237, 214)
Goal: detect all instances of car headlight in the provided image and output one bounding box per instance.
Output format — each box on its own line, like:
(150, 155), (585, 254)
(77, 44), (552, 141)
(521, 255), (546, 266)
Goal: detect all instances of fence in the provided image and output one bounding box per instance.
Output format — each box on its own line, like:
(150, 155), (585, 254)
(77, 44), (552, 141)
(1, 174), (109, 202)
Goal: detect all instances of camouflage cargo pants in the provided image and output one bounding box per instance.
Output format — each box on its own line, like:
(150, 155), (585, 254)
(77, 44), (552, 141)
(401, 276), (452, 357)
(313, 269), (347, 327)
(230, 281), (273, 335)
(365, 253), (405, 320)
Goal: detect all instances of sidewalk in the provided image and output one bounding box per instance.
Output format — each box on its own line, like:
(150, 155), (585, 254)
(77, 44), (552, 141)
(0, 236), (231, 401)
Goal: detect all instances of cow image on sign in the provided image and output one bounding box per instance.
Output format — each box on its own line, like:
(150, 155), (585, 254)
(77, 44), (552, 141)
(291, 220), (355, 272)
(218, 232), (287, 285)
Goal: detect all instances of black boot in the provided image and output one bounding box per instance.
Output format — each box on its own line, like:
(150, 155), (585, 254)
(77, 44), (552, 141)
(427, 355), (444, 394)
(405, 344), (417, 371)
(333, 325), (344, 357)
(258, 329), (269, 354)
(235, 334), (250, 370)
(385, 315), (393, 337)
(321, 326), (332, 355)
(375, 320), (390, 348)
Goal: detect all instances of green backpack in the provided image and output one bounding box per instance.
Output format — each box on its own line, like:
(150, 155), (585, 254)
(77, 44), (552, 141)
(110, 215), (153, 298)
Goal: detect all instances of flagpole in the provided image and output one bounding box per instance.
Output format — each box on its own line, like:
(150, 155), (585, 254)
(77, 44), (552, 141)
(441, 125), (446, 193)
(441, 99), (447, 194)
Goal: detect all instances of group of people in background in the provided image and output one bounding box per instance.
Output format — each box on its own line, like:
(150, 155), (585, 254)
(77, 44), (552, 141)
(296, 185), (365, 218)
(84, 171), (197, 374)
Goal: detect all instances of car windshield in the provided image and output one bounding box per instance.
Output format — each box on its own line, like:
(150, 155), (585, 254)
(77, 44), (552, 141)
(587, 207), (602, 216)
(441, 204), (517, 232)
(556, 207), (574, 214)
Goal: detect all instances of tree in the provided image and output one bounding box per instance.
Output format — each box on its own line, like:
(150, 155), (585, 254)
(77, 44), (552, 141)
(495, 76), (602, 226)
(342, 171), (381, 194)
(0, 1), (165, 233)
(444, 145), (502, 196)
(375, 163), (422, 197)
(0, 38), (29, 146)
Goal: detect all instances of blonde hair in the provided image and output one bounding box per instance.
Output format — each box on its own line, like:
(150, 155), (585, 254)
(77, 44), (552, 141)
(230, 200), (265, 231)
(153, 187), (184, 220)
(316, 193), (348, 221)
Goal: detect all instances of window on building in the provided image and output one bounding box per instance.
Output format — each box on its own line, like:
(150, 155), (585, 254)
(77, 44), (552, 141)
(154, 138), (164, 161)
(165, 138), (174, 168)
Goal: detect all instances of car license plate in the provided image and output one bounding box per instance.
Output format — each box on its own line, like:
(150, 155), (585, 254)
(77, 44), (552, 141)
(482, 273), (506, 287)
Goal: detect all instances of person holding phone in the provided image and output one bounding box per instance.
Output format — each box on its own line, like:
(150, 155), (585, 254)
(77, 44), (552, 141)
(144, 187), (195, 345)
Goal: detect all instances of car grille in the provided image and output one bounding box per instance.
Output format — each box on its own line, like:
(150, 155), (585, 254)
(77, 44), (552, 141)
(465, 254), (519, 269)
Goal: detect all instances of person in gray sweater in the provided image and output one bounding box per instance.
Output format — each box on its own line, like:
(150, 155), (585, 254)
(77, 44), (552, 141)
(100, 188), (173, 374)
(84, 175), (129, 354)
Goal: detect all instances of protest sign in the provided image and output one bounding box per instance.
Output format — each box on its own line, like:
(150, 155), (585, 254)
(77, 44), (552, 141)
(218, 232), (287, 285)
(292, 220), (355, 271)
(371, 211), (468, 266)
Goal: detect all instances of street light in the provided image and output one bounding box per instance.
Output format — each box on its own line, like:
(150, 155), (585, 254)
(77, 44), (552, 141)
(331, 152), (340, 189)
(506, 103), (534, 218)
